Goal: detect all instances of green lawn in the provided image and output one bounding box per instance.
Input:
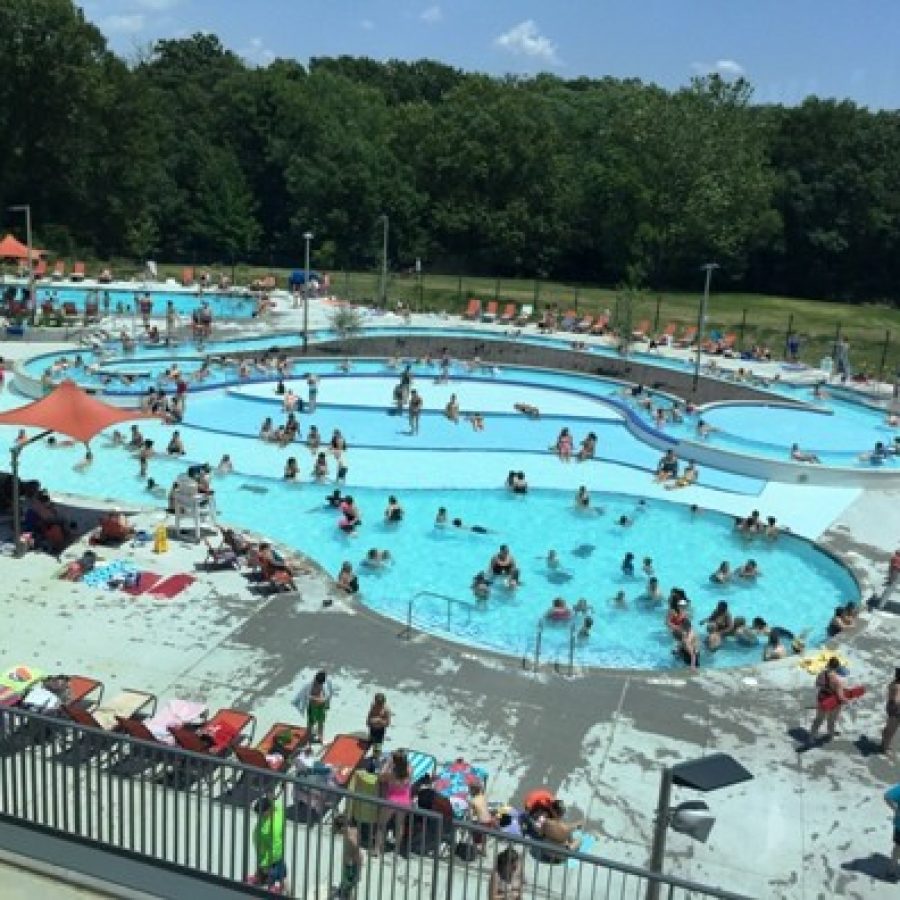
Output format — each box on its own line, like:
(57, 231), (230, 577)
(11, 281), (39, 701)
(113, 260), (900, 377)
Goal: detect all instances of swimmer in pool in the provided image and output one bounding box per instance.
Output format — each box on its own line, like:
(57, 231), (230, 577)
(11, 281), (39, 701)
(546, 550), (560, 570)
(575, 486), (591, 509)
(611, 590), (628, 609)
(621, 552), (635, 577)
(710, 561), (732, 584)
(435, 507), (448, 527)
(573, 597), (593, 614)
(791, 443), (821, 464)
(642, 557), (654, 577)
(362, 548), (392, 568)
(452, 518), (492, 534)
(471, 571), (491, 600)
(618, 514), (633, 528)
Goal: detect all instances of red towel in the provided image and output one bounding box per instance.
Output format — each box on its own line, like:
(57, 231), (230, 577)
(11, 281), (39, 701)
(121, 572), (162, 596)
(149, 573), (196, 599)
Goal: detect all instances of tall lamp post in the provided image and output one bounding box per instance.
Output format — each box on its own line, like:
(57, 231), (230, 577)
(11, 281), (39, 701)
(302, 231), (313, 353)
(8, 205), (34, 326)
(691, 262), (719, 395)
(378, 214), (389, 308)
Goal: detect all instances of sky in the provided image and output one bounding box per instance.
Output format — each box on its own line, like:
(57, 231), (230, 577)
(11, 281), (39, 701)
(80, 0), (900, 109)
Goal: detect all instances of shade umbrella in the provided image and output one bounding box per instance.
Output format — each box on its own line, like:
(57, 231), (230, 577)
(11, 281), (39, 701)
(0, 380), (155, 551)
(0, 233), (30, 260)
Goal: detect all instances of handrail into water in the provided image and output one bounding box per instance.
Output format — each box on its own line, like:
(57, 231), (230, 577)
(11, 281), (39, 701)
(400, 590), (472, 640)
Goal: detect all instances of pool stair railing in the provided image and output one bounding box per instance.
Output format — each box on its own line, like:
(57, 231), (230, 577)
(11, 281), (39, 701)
(524, 619), (581, 676)
(399, 590), (476, 640)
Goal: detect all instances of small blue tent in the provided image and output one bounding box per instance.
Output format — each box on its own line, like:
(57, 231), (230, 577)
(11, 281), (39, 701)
(288, 270), (322, 289)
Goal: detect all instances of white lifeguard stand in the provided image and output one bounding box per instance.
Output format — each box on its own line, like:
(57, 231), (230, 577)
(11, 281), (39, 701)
(171, 475), (217, 541)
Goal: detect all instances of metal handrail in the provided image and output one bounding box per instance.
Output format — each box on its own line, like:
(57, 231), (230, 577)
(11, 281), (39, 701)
(400, 590), (473, 640)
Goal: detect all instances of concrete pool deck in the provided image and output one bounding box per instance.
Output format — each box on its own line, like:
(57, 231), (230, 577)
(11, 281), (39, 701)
(0, 485), (897, 899)
(1, 329), (898, 898)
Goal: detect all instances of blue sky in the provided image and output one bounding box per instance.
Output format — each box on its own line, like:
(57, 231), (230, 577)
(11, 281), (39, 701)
(81, 0), (899, 108)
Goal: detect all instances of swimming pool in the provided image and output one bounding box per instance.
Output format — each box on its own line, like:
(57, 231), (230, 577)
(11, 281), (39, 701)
(30, 286), (257, 319)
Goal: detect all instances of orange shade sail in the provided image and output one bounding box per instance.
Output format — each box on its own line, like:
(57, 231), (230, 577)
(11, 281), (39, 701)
(0, 233), (30, 260)
(0, 380), (152, 444)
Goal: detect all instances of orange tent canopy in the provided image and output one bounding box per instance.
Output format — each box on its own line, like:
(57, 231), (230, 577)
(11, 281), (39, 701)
(0, 381), (152, 444)
(0, 233), (30, 260)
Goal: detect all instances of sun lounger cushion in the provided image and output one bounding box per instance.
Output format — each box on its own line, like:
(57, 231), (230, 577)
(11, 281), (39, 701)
(93, 690), (155, 730)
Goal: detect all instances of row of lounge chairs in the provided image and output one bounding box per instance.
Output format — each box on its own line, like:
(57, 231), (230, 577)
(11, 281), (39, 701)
(463, 298), (533, 325)
(23, 260), (102, 282)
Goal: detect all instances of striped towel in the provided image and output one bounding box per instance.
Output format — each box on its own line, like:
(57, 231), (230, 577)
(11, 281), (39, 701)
(407, 750), (436, 784)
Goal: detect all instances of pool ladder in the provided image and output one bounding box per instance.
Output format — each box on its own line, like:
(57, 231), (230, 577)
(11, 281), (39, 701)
(524, 620), (580, 677)
(399, 590), (473, 640)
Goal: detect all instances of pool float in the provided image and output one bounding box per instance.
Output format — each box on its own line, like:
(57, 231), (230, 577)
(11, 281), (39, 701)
(818, 684), (865, 712)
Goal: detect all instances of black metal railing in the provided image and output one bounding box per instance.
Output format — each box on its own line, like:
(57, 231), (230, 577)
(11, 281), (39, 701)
(0, 706), (752, 899)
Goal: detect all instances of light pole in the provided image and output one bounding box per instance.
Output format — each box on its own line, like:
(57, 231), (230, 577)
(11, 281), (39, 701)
(302, 231), (313, 352)
(378, 214), (389, 308)
(691, 262), (719, 395)
(8, 205), (34, 327)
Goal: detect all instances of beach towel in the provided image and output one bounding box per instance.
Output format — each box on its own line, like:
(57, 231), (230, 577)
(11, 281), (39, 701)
(82, 559), (138, 590)
(433, 759), (489, 818)
(121, 572), (162, 596)
(798, 650), (849, 675)
(149, 573), (195, 599)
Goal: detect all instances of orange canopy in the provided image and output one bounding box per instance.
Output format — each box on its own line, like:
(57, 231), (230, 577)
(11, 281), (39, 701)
(0, 380), (152, 444)
(0, 233), (30, 260)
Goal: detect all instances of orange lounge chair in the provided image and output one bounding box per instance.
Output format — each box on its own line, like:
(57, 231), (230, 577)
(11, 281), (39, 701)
(590, 315), (609, 335)
(51, 260), (65, 280)
(463, 297), (481, 320)
(320, 733), (370, 786)
(33, 259), (48, 279)
(674, 325), (697, 347)
(658, 322), (678, 340)
(84, 299), (100, 322)
(631, 319), (651, 339)
(182, 267), (194, 287)
(63, 689), (156, 732)
(170, 707), (255, 757)
(71, 261), (85, 281)
(719, 332), (737, 353)
(481, 300), (499, 322)
(234, 723), (308, 772)
(498, 303), (516, 324)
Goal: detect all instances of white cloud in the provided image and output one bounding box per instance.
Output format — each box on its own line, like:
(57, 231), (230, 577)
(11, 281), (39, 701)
(494, 20), (559, 65)
(691, 59), (746, 79)
(359, 18), (375, 31)
(101, 13), (146, 34)
(420, 5), (442, 25)
(244, 36), (275, 66)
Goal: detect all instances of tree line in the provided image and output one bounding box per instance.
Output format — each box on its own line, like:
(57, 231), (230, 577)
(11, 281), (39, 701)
(1, 0), (899, 304)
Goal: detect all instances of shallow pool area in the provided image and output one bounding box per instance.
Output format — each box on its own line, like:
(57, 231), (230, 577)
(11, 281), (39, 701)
(31, 286), (257, 319)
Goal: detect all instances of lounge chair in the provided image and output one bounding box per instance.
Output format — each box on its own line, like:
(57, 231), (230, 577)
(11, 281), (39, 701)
(674, 325), (698, 347)
(574, 314), (594, 333)
(64, 689), (156, 731)
(17, 674), (103, 712)
(33, 259), (48, 279)
(71, 261), (86, 282)
(515, 304), (534, 326)
(251, 552), (298, 593)
(202, 538), (239, 571)
(234, 723), (308, 772)
(498, 303), (516, 324)
(170, 707), (255, 758)
(182, 267), (194, 287)
(481, 301), (498, 323)
(97, 269), (112, 284)
(51, 260), (65, 280)
(62, 302), (79, 322)
(320, 734), (371, 786)
(719, 332), (737, 354)
(84, 299), (100, 322)
(462, 298), (480, 320)
(631, 319), (651, 340)
(657, 322), (678, 342)
(39, 300), (56, 323)
(590, 315), (609, 335)
(559, 310), (578, 331)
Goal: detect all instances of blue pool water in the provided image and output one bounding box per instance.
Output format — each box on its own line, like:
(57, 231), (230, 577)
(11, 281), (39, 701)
(32, 286), (257, 319)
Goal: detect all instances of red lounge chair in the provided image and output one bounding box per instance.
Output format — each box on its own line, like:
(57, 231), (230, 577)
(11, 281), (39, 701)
(66, 675), (104, 707)
(71, 261), (86, 281)
(33, 259), (48, 279)
(463, 298), (480, 320)
(481, 300), (499, 322)
(719, 332), (737, 353)
(170, 708), (255, 757)
(84, 299), (100, 322)
(182, 267), (194, 287)
(40, 300), (56, 319)
(51, 260), (65, 280)
(116, 715), (164, 745)
(631, 319), (651, 339)
(62, 302), (79, 321)
(674, 325), (698, 347)
(590, 315), (609, 335)
(657, 322), (678, 341)
(320, 733), (370, 786)
(499, 303), (516, 324)
(234, 723), (308, 771)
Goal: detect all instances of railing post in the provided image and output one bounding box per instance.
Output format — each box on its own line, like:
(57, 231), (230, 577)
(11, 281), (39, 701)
(569, 622), (577, 676)
(533, 620), (543, 672)
(646, 766), (674, 900)
(406, 595), (413, 640)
